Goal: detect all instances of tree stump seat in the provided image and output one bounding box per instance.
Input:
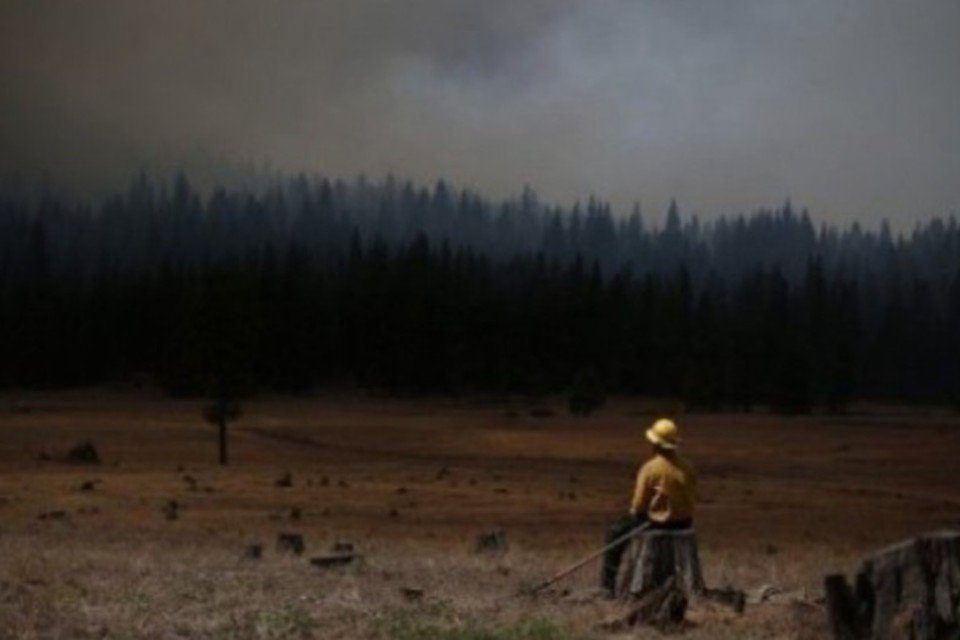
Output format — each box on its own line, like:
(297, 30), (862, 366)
(618, 528), (705, 599)
(611, 528), (706, 629)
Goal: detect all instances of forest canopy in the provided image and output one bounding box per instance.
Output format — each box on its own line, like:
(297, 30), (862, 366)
(2, 173), (958, 410)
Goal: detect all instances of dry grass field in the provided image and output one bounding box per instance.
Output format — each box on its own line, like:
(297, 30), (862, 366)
(1, 389), (959, 639)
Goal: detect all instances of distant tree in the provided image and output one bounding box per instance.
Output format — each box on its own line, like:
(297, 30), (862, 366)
(203, 395), (241, 465)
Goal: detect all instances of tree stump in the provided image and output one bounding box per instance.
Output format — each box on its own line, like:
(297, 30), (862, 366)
(65, 441), (100, 465)
(276, 532), (305, 555)
(162, 500), (179, 521)
(611, 529), (706, 629)
(824, 530), (960, 640)
(621, 529), (705, 598)
(476, 530), (508, 553)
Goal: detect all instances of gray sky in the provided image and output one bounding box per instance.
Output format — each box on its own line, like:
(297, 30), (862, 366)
(2, 1), (958, 228)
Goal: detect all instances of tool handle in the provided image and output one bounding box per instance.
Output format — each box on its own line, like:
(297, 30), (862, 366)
(529, 521), (650, 593)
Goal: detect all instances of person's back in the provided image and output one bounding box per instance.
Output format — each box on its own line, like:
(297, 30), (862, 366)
(631, 448), (696, 527)
(600, 418), (697, 595)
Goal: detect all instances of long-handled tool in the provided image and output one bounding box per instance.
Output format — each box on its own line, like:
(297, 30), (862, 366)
(524, 521), (651, 595)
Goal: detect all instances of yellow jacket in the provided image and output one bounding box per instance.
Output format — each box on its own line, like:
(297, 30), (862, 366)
(629, 452), (697, 523)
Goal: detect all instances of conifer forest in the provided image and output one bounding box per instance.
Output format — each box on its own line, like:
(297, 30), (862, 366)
(2, 174), (959, 410)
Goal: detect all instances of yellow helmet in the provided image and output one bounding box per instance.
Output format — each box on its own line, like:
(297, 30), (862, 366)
(646, 418), (680, 449)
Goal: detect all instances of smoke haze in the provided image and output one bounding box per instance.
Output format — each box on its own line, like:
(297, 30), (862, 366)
(2, 0), (958, 227)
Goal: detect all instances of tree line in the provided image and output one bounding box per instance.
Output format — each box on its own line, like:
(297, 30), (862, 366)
(1, 173), (958, 411)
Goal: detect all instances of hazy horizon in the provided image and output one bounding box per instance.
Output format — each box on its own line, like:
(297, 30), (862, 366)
(2, 1), (958, 230)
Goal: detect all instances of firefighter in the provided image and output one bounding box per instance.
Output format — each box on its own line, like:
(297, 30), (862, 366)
(600, 418), (697, 596)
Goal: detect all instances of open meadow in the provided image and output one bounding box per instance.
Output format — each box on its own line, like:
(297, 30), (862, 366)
(1, 390), (959, 639)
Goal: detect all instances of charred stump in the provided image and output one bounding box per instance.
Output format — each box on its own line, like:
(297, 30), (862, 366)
(243, 541), (263, 559)
(65, 441), (100, 465)
(276, 532), (305, 556)
(621, 529), (705, 598)
(614, 529), (707, 629)
(475, 530), (508, 553)
(824, 530), (960, 640)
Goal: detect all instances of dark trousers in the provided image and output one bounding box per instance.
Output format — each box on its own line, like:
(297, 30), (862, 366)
(600, 515), (693, 592)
